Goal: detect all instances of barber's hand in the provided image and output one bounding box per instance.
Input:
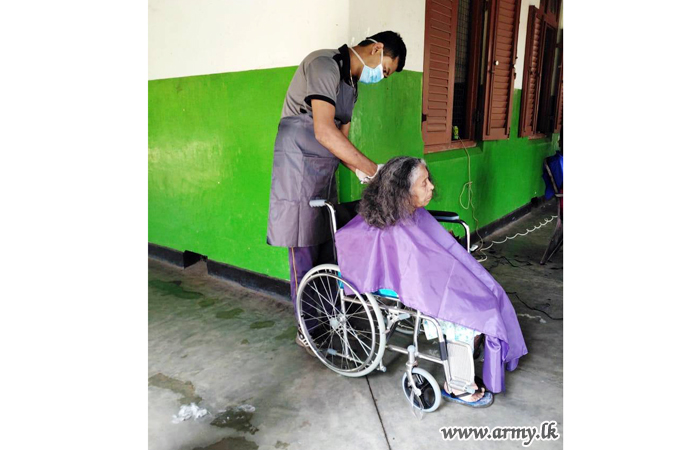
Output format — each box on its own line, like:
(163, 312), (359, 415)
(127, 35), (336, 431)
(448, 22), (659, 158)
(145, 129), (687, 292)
(355, 168), (370, 183)
(355, 169), (369, 183)
(355, 164), (384, 184)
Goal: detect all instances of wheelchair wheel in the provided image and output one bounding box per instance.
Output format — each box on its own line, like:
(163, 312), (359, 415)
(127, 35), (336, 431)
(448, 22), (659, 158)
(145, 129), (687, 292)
(401, 367), (441, 413)
(296, 264), (386, 377)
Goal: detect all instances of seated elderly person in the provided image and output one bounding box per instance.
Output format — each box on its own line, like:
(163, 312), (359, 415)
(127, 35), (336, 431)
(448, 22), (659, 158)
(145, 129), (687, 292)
(335, 156), (527, 407)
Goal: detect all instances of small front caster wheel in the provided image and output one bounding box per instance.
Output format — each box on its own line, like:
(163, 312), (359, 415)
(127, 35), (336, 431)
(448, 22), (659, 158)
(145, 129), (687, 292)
(401, 367), (441, 413)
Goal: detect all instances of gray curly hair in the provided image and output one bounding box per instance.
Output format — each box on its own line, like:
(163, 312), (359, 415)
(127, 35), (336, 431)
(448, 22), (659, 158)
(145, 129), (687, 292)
(358, 156), (431, 229)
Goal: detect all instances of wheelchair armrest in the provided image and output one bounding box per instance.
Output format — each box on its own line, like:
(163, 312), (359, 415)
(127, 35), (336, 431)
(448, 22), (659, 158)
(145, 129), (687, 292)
(427, 210), (460, 223)
(427, 210), (472, 253)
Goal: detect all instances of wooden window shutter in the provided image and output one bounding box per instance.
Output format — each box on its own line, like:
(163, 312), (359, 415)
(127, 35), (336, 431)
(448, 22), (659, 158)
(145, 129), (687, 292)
(553, 49), (563, 133)
(541, 0), (561, 26)
(481, 0), (522, 140)
(421, 0), (460, 146)
(462, 0), (486, 142)
(519, 5), (544, 137)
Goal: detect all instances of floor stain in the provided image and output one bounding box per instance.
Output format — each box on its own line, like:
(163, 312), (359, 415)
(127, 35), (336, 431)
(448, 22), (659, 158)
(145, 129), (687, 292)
(274, 326), (297, 341)
(274, 441), (290, 449)
(250, 320), (275, 329)
(518, 313), (547, 324)
(215, 308), (244, 319)
(149, 280), (203, 299)
(197, 299), (216, 308)
(148, 373), (202, 405)
(193, 437), (259, 450)
(210, 406), (259, 434)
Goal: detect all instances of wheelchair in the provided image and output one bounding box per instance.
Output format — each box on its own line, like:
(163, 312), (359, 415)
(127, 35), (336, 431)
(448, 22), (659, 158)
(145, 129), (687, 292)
(296, 199), (476, 413)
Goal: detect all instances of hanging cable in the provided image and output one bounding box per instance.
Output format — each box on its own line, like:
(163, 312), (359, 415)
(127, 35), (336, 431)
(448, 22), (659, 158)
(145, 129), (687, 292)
(454, 139), (558, 262)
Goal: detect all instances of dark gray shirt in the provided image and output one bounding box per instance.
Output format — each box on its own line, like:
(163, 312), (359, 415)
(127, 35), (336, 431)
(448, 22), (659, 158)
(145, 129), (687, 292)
(281, 47), (353, 120)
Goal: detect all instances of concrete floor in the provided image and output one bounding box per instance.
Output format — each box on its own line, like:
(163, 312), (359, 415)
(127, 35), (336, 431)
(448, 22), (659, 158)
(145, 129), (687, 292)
(149, 203), (563, 450)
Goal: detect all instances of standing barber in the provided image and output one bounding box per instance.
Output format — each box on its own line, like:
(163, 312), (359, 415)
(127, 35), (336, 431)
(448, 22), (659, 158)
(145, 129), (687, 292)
(266, 31), (407, 348)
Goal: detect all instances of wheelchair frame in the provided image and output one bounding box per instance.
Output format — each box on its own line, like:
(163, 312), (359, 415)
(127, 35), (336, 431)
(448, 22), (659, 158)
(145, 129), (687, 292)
(297, 199), (475, 413)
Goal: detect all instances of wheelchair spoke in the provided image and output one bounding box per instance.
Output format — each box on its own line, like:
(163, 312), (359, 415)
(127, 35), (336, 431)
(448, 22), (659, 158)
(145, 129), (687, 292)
(315, 329), (336, 353)
(312, 325), (335, 343)
(341, 336), (363, 366)
(299, 295), (333, 322)
(344, 310), (373, 322)
(318, 274), (335, 311)
(307, 280), (334, 318)
(321, 327), (365, 369)
(345, 326), (374, 358)
(308, 281), (342, 317)
(343, 328), (375, 337)
(301, 286), (341, 325)
(324, 273), (342, 309)
(320, 272), (341, 308)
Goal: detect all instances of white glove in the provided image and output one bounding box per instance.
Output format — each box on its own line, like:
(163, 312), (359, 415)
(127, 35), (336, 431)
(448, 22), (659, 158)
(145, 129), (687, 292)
(355, 164), (384, 184)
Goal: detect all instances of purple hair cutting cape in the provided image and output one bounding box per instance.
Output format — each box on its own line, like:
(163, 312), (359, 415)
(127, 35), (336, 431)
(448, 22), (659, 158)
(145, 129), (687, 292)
(335, 208), (527, 393)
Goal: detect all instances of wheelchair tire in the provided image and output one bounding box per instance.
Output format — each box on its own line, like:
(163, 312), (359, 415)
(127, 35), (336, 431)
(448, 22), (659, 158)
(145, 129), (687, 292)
(296, 264), (386, 378)
(401, 367), (441, 413)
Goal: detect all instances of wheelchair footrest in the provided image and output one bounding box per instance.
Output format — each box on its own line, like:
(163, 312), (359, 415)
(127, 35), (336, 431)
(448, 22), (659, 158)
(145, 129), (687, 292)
(446, 340), (475, 393)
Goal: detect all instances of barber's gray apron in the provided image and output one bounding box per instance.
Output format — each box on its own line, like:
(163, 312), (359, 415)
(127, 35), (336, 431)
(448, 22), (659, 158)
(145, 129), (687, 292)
(267, 81), (356, 248)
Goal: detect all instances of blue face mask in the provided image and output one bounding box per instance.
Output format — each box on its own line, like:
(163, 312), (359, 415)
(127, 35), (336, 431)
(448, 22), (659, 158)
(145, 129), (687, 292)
(350, 39), (385, 84)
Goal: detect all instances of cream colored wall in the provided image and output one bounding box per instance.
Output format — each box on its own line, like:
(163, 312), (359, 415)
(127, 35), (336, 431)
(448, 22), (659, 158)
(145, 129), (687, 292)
(149, 0), (561, 83)
(148, 0), (349, 80)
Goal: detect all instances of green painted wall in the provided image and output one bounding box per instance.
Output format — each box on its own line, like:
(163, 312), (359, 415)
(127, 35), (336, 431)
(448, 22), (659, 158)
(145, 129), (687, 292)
(149, 67), (559, 283)
(149, 68), (296, 280)
(342, 80), (560, 236)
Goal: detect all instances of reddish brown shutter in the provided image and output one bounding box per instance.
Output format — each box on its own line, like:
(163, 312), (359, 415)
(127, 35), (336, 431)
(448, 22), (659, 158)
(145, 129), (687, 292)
(541, 0), (561, 26)
(553, 55), (563, 133)
(481, 0), (522, 140)
(519, 6), (544, 137)
(422, 0), (460, 146)
(462, 0), (486, 142)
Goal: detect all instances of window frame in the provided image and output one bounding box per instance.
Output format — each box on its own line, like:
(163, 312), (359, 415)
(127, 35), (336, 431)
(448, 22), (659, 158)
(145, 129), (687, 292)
(422, 0), (522, 154)
(519, 4), (563, 139)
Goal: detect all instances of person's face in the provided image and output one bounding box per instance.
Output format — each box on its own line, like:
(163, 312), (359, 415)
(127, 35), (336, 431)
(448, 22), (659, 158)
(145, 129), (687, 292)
(410, 164), (434, 209)
(380, 55), (399, 78)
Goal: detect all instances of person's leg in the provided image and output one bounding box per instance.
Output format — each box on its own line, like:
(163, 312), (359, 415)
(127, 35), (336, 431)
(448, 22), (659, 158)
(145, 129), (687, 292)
(290, 240), (338, 346)
(289, 238), (337, 306)
(289, 245), (320, 310)
(290, 245), (322, 353)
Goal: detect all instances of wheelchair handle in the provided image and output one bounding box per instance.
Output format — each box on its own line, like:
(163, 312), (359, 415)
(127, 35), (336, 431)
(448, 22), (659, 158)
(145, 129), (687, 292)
(309, 199), (338, 235)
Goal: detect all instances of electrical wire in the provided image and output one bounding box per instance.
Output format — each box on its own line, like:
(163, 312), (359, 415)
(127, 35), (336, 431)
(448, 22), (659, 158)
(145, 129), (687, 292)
(454, 138), (558, 262)
(508, 291), (563, 321)
(454, 139), (489, 261)
(479, 215), (558, 252)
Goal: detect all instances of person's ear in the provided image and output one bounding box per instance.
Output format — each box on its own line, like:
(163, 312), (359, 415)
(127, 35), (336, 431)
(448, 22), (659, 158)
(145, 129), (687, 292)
(371, 42), (385, 55)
